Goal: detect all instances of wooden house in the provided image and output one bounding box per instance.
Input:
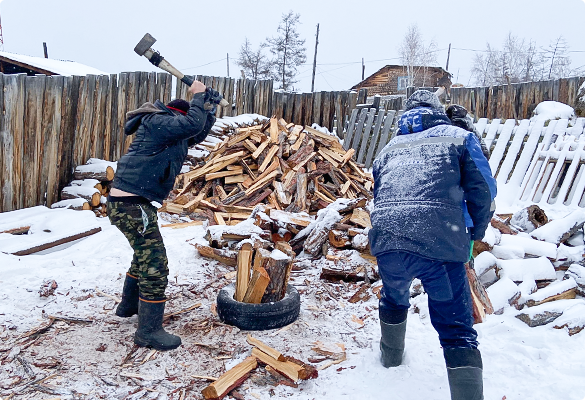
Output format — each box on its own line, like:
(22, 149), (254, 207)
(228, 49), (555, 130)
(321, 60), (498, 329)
(352, 65), (449, 95)
(0, 51), (107, 76)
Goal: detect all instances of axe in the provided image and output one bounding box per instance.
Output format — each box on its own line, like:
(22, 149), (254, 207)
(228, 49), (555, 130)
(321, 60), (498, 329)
(134, 33), (229, 107)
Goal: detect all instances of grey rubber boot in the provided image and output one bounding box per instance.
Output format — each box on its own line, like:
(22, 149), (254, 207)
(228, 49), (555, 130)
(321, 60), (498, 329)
(115, 273), (139, 318)
(444, 347), (484, 400)
(380, 319), (407, 367)
(134, 299), (181, 351)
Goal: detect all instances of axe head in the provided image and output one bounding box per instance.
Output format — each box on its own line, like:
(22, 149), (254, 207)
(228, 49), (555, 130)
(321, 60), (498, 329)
(134, 33), (157, 56)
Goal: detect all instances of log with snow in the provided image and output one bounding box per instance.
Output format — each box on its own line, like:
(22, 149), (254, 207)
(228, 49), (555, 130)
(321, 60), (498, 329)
(565, 264), (585, 295)
(515, 299), (585, 327)
(496, 257), (556, 282)
(523, 278), (577, 307)
(530, 209), (585, 244)
(474, 251), (497, 277)
(498, 234), (557, 259)
(486, 277), (520, 314)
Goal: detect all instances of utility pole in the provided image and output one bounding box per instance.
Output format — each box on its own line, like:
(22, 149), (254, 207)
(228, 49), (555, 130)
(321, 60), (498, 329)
(227, 53), (230, 77)
(445, 43), (451, 71)
(362, 58), (365, 81)
(0, 14), (5, 51)
(311, 23), (319, 92)
(43, 42), (49, 58)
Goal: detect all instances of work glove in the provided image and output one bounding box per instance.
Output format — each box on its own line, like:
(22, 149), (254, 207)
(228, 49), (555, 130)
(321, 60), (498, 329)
(204, 87), (223, 116)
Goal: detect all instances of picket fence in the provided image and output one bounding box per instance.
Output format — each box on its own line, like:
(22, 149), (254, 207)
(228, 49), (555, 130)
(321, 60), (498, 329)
(478, 117), (585, 207)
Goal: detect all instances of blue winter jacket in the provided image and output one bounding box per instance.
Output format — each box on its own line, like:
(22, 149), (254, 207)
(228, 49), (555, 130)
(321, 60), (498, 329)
(369, 107), (496, 263)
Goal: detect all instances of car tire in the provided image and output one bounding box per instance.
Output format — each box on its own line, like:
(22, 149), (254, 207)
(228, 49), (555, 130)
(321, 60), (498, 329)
(216, 283), (300, 331)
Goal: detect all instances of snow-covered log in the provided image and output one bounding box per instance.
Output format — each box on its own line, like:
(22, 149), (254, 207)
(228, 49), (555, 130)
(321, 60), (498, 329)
(486, 277), (520, 314)
(499, 234), (557, 259)
(530, 209), (585, 244)
(496, 257), (556, 282)
(510, 205), (548, 233)
(50, 198), (91, 211)
(516, 299), (584, 327)
(524, 278), (577, 307)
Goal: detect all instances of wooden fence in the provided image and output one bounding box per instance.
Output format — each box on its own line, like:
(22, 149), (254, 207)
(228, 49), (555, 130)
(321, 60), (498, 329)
(477, 117), (585, 207)
(0, 72), (380, 213)
(450, 77), (585, 120)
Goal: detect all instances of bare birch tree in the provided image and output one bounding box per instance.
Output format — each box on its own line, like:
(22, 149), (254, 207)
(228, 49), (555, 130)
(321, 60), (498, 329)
(398, 24), (438, 87)
(266, 11), (307, 91)
(236, 38), (272, 80)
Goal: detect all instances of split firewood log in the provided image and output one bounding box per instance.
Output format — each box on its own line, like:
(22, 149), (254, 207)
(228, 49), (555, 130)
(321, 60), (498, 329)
(201, 356), (257, 400)
(61, 186), (101, 207)
(510, 205), (548, 233)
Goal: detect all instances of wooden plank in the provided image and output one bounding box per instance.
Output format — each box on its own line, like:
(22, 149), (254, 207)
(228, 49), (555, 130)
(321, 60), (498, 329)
(356, 108), (377, 163)
(374, 110), (396, 160)
(350, 108), (369, 152)
(364, 109), (385, 168)
(343, 108), (359, 151)
(23, 75), (45, 209)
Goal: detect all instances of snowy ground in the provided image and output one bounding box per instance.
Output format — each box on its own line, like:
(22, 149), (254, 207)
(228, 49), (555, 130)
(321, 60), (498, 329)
(0, 203), (584, 400)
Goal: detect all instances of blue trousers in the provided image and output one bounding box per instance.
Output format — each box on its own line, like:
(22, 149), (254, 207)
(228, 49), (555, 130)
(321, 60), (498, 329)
(377, 251), (478, 349)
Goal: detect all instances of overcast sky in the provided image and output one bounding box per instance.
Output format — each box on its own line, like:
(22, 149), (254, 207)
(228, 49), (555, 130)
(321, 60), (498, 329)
(1, 0), (584, 92)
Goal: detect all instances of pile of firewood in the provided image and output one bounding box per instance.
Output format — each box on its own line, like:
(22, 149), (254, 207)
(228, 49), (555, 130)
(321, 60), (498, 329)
(469, 205), (585, 334)
(202, 335), (317, 400)
(51, 158), (116, 217)
(161, 117), (373, 223)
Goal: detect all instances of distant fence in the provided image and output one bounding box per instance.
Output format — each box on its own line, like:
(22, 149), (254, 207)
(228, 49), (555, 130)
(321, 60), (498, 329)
(450, 77), (585, 120)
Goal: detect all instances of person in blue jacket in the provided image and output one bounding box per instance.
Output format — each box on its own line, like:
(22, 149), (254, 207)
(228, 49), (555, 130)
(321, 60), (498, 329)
(107, 80), (218, 351)
(369, 90), (496, 400)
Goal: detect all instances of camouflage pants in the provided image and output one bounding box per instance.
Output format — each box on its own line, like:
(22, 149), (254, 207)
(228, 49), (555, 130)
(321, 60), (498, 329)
(107, 201), (169, 300)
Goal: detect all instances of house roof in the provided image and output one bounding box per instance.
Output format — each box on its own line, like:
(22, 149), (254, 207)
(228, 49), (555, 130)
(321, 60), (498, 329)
(0, 51), (108, 76)
(351, 64), (448, 90)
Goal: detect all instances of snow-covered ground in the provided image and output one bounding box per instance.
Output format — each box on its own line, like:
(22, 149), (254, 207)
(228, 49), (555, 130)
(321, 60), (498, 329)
(1, 202), (584, 400)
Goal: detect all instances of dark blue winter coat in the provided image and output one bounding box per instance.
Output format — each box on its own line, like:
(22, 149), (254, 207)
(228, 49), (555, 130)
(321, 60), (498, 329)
(369, 107), (496, 263)
(113, 93), (214, 203)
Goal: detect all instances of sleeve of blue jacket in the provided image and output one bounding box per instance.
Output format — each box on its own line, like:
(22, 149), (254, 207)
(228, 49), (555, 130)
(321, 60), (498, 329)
(460, 133), (497, 240)
(144, 92), (213, 143)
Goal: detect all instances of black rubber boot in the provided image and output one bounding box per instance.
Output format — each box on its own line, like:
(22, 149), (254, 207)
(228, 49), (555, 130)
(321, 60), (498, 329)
(115, 274), (139, 318)
(444, 347), (484, 400)
(134, 299), (181, 351)
(379, 319), (407, 368)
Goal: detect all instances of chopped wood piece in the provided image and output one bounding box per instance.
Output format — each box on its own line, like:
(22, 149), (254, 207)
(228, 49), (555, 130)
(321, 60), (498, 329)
(269, 209), (314, 227)
(252, 140), (270, 159)
(194, 244), (238, 266)
(466, 263), (494, 324)
(328, 230), (352, 248)
(161, 221), (204, 229)
(201, 356), (258, 400)
(61, 185), (101, 207)
(235, 243), (254, 302)
(350, 208), (372, 228)
(251, 348), (301, 383)
(242, 267), (271, 303)
(259, 146), (280, 173)
(247, 335), (286, 361)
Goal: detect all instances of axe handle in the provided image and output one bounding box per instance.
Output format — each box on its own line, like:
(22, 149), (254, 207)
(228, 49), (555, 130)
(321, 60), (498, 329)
(144, 50), (228, 107)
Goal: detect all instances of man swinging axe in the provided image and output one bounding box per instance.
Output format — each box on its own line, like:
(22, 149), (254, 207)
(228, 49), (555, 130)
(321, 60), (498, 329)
(106, 34), (225, 351)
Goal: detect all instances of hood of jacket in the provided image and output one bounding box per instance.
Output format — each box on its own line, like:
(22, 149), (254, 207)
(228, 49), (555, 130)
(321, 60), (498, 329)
(397, 106), (452, 136)
(124, 100), (170, 135)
